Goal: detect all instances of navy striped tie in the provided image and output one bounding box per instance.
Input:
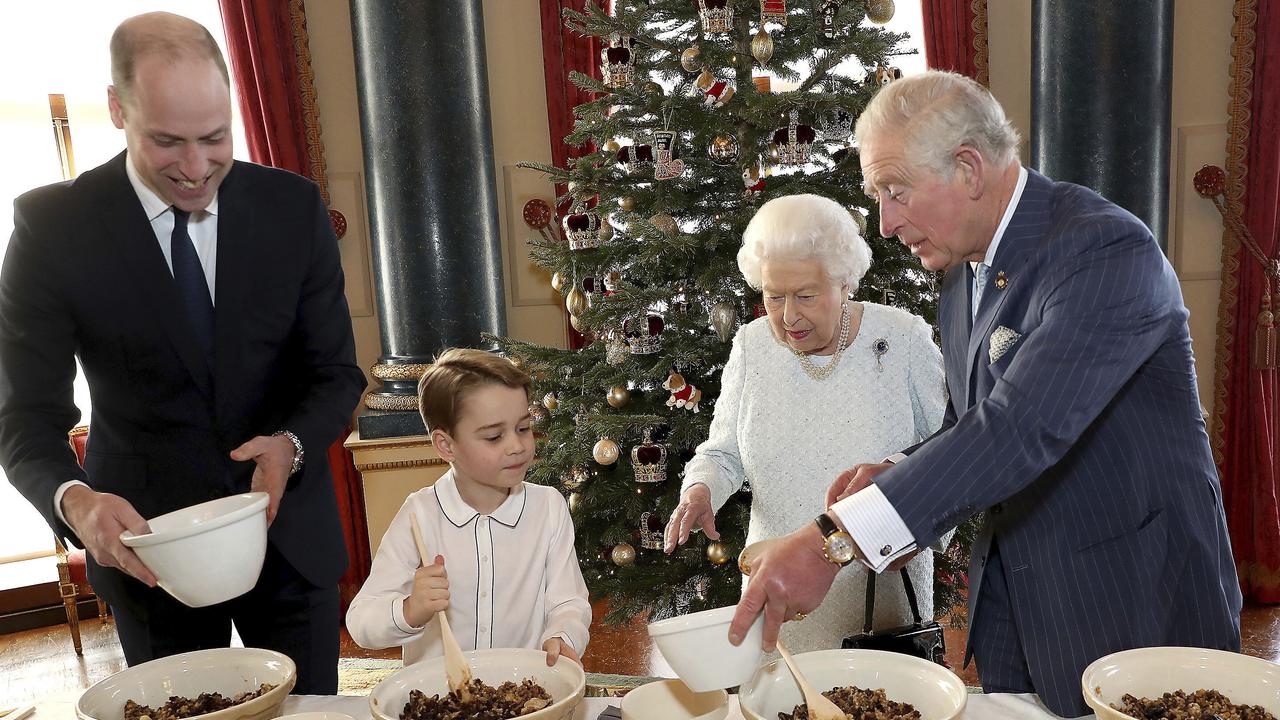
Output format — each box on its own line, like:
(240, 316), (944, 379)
(170, 208), (215, 357)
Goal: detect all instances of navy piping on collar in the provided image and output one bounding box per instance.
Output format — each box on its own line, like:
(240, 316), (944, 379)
(434, 480), (528, 529)
(473, 519), (482, 649)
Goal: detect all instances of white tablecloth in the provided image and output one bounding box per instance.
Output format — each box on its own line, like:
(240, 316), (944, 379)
(280, 692), (1096, 720)
(29, 688), (1095, 719)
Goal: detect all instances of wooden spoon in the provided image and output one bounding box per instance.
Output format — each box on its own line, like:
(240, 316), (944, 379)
(775, 640), (846, 720)
(409, 513), (473, 699)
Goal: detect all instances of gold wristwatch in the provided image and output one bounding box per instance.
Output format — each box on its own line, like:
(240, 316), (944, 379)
(815, 513), (856, 566)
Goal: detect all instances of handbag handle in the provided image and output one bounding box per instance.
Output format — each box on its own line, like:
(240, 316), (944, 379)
(861, 568), (924, 634)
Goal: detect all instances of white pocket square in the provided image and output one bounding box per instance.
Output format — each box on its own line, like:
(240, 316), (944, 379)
(989, 326), (1022, 364)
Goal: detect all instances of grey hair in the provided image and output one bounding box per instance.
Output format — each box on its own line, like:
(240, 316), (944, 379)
(738, 194), (872, 292)
(854, 70), (1020, 176)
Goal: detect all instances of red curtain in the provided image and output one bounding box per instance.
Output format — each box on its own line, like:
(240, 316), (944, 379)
(217, 1), (370, 608)
(1218, 0), (1280, 602)
(540, 0), (608, 349)
(218, 0), (326, 197)
(328, 430), (371, 612)
(919, 0), (988, 85)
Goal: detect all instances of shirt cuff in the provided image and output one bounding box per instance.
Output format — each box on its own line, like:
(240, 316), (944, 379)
(391, 594), (426, 635)
(830, 484), (917, 573)
(884, 452), (908, 464)
(54, 479), (90, 526)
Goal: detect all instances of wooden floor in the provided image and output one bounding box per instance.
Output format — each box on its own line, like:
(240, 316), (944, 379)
(5, 602), (1280, 705)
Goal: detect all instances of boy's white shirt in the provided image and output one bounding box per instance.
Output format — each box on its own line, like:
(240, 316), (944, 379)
(345, 468), (592, 666)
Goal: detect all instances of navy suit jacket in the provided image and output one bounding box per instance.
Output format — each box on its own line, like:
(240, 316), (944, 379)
(883, 169), (1242, 716)
(0, 152), (367, 614)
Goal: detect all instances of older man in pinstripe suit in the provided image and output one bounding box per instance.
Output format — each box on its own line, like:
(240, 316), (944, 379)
(730, 71), (1242, 718)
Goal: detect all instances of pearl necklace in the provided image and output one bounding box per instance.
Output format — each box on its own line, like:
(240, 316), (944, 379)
(793, 303), (851, 382)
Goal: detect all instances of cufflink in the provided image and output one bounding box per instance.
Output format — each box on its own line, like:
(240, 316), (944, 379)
(880, 545), (892, 557)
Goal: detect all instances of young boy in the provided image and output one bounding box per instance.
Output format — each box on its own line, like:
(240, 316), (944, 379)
(346, 349), (591, 666)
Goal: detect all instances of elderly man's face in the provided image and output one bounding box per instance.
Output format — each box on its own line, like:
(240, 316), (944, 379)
(861, 135), (983, 272)
(108, 54), (233, 213)
(760, 258), (847, 356)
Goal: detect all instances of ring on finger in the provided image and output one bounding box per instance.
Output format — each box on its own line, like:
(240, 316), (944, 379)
(791, 611), (807, 622)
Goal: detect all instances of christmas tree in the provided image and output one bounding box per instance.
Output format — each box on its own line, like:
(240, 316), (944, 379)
(494, 0), (970, 625)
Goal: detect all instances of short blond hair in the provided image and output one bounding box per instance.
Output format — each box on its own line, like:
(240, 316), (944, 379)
(417, 349), (531, 434)
(855, 70), (1020, 176)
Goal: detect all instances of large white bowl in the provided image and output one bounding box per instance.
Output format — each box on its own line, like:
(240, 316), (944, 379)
(120, 493), (269, 607)
(620, 679), (728, 720)
(648, 605), (764, 692)
(739, 649), (967, 720)
(76, 647), (296, 720)
(1082, 646), (1280, 719)
(368, 648), (586, 720)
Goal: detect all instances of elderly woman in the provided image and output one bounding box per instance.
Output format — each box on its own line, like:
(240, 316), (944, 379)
(665, 194), (946, 653)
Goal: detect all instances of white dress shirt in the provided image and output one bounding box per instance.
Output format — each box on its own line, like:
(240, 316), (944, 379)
(833, 166), (1029, 572)
(53, 153), (221, 526)
(345, 469), (592, 666)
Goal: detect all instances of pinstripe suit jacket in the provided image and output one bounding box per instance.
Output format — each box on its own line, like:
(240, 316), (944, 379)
(881, 169), (1242, 717)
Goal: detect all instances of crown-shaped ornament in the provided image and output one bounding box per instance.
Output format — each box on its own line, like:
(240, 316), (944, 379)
(623, 313), (664, 355)
(562, 203), (602, 250)
(631, 428), (668, 483)
(600, 35), (635, 89)
(696, 0), (734, 33)
(760, 0), (787, 24)
(772, 110), (817, 165)
(616, 143), (654, 173)
(639, 512), (665, 550)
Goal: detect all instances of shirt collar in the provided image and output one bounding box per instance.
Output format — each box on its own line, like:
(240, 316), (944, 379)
(434, 468), (528, 529)
(125, 152), (220, 220)
(972, 165), (1028, 272)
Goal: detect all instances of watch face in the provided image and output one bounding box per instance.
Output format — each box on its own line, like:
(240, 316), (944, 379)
(826, 532), (856, 564)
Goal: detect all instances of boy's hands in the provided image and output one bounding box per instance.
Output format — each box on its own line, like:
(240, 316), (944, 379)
(403, 554), (450, 629)
(542, 637), (581, 667)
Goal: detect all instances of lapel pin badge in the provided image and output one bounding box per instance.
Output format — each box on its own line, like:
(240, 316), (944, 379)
(994, 271), (1008, 290)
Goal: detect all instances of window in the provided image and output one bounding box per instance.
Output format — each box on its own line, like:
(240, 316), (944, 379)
(0, 1), (249, 589)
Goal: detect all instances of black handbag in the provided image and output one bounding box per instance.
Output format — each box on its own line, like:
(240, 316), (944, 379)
(841, 568), (947, 665)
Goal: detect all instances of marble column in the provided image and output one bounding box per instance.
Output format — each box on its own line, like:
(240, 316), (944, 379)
(350, 0), (506, 438)
(1031, 0), (1173, 251)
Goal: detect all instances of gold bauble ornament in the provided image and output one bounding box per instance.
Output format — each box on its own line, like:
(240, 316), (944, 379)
(611, 542), (637, 566)
(565, 287), (589, 316)
(751, 28), (774, 67)
(643, 81), (665, 97)
(563, 466), (590, 490)
(542, 391), (558, 410)
(598, 221), (615, 242)
(866, 0), (896, 24)
(619, 196), (637, 212)
(607, 385), (631, 408)
(551, 272), (566, 292)
(708, 135), (740, 166)
(604, 139), (621, 153)
(680, 45), (702, 73)
(528, 403), (549, 427)
(707, 542), (731, 565)
(649, 213), (678, 235)
(592, 436), (621, 465)
(570, 313), (587, 332)
(568, 492), (582, 513)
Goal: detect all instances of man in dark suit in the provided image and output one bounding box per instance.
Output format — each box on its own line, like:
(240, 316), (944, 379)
(729, 71), (1241, 717)
(0, 12), (365, 693)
